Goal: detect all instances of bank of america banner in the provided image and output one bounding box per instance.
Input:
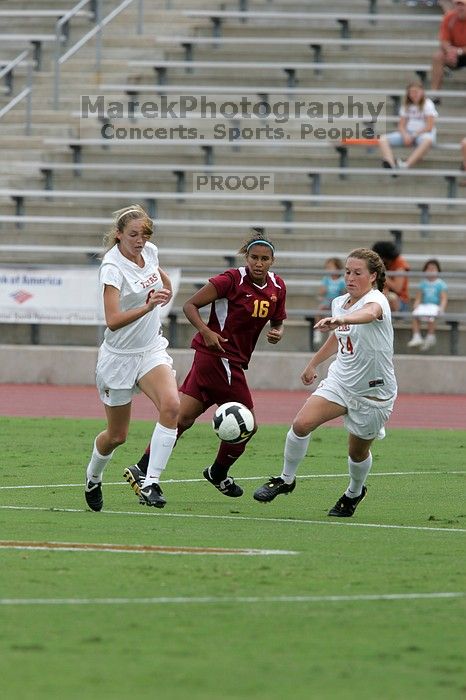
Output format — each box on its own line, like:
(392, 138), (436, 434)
(0, 266), (180, 325)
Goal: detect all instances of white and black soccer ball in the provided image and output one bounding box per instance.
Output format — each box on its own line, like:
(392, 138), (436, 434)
(212, 402), (255, 444)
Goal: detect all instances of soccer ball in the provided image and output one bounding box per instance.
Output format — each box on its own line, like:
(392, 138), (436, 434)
(212, 402), (255, 443)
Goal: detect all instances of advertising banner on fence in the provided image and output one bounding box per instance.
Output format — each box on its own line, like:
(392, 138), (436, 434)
(0, 266), (180, 325)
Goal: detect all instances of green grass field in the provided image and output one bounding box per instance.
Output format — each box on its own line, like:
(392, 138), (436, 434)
(0, 417), (465, 700)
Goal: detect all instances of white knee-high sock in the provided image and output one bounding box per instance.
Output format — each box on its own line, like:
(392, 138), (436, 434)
(345, 453), (372, 498)
(86, 440), (114, 483)
(280, 427), (312, 484)
(143, 423), (177, 487)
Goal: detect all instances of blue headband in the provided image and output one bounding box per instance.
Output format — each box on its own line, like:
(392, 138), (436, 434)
(246, 239), (275, 253)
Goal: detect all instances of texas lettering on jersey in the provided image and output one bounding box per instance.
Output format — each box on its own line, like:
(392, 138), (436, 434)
(140, 272), (160, 289)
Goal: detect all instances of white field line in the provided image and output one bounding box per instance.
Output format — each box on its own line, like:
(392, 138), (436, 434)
(1, 504), (465, 533)
(0, 470), (464, 490)
(0, 592), (463, 607)
(0, 540), (297, 556)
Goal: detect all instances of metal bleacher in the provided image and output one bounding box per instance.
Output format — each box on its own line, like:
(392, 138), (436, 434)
(0, 0), (465, 356)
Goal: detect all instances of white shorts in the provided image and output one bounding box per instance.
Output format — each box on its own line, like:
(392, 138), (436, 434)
(313, 376), (396, 440)
(412, 303), (440, 320)
(96, 341), (174, 406)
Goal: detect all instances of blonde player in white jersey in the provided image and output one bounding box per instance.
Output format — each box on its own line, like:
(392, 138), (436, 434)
(254, 248), (397, 517)
(84, 205), (180, 512)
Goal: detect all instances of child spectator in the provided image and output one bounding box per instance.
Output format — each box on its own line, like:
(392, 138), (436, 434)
(377, 82), (437, 171)
(314, 257), (346, 346)
(407, 258), (448, 350)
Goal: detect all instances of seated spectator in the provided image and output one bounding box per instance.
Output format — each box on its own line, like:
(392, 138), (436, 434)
(377, 82), (437, 171)
(314, 257), (346, 346)
(431, 0), (466, 95)
(372, 241), (411, 311)
(407, 258), (448, 350)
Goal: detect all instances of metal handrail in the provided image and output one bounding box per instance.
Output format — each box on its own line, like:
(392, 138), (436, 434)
(0, 1), (89, 133)
(53, 0), (98, 109)
(0, 0), (145, 130)
(54, 0), (144, 109)
(0, 48), (33, 134)
(0, 87), (31, 119)
(0, 49), (30, 95)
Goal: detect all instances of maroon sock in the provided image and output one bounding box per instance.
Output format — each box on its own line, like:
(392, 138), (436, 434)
(209, 441), (247, 482)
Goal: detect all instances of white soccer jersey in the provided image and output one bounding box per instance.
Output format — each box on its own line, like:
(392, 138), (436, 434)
(327, 288), (397, 399)
(99, 241), (166, 353)
(399, 97), (438, 133)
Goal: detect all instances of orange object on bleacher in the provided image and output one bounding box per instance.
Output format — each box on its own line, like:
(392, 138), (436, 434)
(341, 138), (380, 145)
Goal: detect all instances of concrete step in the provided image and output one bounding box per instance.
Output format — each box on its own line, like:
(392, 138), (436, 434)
(5, 169), (464, 201)
(3, 198), (464, 220)
(1, 222), (464, 248)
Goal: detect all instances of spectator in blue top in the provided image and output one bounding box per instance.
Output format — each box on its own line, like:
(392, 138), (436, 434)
(314, 257), (346, 346)
(407, 258), (448, 351)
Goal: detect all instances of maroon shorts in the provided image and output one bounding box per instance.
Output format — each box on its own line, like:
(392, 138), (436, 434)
(179, 351), (253, 410)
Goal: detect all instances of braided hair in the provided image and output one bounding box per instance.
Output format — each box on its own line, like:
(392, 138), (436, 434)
(347, 248), (386, 292)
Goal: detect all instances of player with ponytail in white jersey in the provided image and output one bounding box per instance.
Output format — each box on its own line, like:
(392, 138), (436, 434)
(84, 205), (179, 512)
(254, 248), (397, 517)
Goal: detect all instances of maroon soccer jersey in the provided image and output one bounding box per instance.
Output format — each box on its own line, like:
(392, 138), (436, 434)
(191, 267), (287, 368)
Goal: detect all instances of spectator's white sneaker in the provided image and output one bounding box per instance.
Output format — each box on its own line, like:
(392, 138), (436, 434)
(421, 335), (436, 351)
(407, 335), (423, 348)
(396, 158), (408, 169)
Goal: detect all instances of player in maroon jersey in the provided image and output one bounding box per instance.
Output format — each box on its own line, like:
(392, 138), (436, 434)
(124, 233), (287, 499)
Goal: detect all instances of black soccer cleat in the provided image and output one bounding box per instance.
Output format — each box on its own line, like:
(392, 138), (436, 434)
(328, 486), (367, 517)
(253, 476), (296, 503)
(203, 467), (243, 497)
(139, 482), (167, 508)
(85, 479), (103, 512)
(123, 465), (145, 498)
